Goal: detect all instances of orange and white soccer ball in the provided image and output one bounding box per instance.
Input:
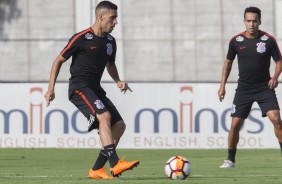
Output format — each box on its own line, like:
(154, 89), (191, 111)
(165, 156), (191, 180)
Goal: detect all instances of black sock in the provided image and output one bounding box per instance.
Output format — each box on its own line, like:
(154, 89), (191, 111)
(92, 149), (108, 170)
(104, 144), (119, 168)
(227, 148), (237, 163)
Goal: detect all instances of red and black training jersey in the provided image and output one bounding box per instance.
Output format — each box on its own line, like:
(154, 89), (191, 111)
(61, 28), (116, 91)
(227, 30), (282, 90)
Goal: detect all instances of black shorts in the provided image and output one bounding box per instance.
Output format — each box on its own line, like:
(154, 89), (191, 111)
(231, 88), (280, 118)
(69, 86), (123, 130)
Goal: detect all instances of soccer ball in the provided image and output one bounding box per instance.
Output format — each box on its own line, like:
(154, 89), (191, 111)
(165, 156), (191, 180)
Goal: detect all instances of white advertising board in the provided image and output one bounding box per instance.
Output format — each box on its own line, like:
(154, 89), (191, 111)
(0, 83), (280, 149)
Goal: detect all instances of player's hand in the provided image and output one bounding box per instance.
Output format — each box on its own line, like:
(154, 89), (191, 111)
(218, 87), (225, 102)
(117, 81), (132, 94)
(44, 91), (55, 107)
(268, 78), (278, 89)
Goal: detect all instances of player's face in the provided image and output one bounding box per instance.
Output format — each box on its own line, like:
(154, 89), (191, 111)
(101, 9), (118, 33)
(244, 12), (261, 37)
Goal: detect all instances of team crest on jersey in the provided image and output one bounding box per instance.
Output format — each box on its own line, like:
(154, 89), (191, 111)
(94, 100), (105, 109)
(106, 34), (113, 40)
(256, 42), (266, 53)
(106, 43), (113, 55)
(236, 36), (244, 42)
(85, 33), (93, 39)
(260, 35), (269, 41)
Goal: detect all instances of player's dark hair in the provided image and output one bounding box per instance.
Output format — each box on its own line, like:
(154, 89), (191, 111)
(244, 7), (261, 21)
(96, 1), (117, 12)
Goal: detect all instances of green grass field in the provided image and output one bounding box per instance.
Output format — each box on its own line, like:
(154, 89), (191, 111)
(0, 148), (281, 184)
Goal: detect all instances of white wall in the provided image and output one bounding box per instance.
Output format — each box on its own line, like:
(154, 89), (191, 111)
(0, 0), (281, 82)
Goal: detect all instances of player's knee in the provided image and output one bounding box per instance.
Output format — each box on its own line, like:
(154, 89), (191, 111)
(230, 124), (242, 132)
(276, 122), (282, 130)
(117, 120), (126, 133)
(121, 121), (126, 132)
(111, 121), (126, 139)
(272, 119), (282, 130)
(97, 111), (111, 123)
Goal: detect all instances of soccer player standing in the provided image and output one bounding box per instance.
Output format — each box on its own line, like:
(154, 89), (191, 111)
(218, 7), (282, 168)
(44, 1), (139, 178)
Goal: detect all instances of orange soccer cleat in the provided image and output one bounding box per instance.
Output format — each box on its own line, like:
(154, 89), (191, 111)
(88, 167), (113, 179)
(110, 159), (140, 177)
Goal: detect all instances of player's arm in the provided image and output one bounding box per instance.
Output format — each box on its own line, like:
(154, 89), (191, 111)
(218, 59), (233, 102)
(269, 59), (282, 89)
(106, 62), (132, 93)
(44, 55), (67, 106)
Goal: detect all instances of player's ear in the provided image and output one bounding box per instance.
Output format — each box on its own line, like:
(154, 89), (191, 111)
(95, 13), (103, 22)
(98, 13), (103, 20)
(95, 9), (104, 21)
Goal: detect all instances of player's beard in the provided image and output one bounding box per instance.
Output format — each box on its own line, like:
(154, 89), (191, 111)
(109, 26), (114, 33)
(248, 27), (258, 36)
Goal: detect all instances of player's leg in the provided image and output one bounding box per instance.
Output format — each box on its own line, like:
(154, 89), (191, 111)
(266, 110), (282, 155)
(91, 120), (125, 174)
(220, 89), (252, 168)
(258, 88), (282, 155)
(91, 120), (125, 170)
(93, 97), (139, 176)
(88, 112), (115, 180)
(96, 111), (123, 169)
(88, 111), (118, 179)
(220, 117), (245, 168)
(106, 99), (126, 145)
(99, 97), (139, 177)
(266, 110), (282, 141)
(69, 87), (113, 179)
(97, 112), (114, 146)
(94, 96), (123, 169)
(109, 122), (140, 177)
(227, 117), (245, 161)
(111, 120), (126, 145)
(92, 119), (139, 177)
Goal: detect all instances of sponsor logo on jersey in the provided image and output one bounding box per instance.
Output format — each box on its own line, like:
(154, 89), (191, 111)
(107, 34), (113, 40)
(94, 100), (105, 109)
(85, 33), (93, 40)
(236, 36), (244, 42)
(106, 43), (113, 55)
(90, 45), (97, 49)
(256, 42), (266, 53)
(260, 35), (269, 41)
(239, 46), (246, 50)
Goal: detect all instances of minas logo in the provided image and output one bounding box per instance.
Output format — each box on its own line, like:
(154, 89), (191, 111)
(0, 86), (265, 135)
(134, 86), (264, 134)
(0, 87), (87, 134)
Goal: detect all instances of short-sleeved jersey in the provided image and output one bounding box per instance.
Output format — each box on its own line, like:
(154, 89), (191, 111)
(226, 30), (282, 90)
(61, 28), (116, 93)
